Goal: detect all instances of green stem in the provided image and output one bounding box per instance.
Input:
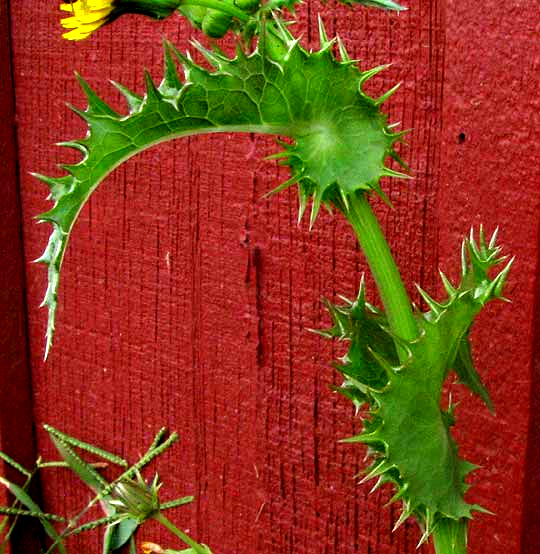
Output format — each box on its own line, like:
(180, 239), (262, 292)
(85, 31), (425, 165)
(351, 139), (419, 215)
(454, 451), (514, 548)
(153, 512), (208, 554)
(432, 518), (468, 554)
(178, 0), (251, 21)
(346, 194), (469, 553)
(346, 192), (418, 356)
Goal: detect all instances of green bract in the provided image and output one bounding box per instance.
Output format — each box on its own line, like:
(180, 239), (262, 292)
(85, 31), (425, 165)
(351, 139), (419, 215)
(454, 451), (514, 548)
(34, 19), (406, 356)
(179, 0), (405, 39)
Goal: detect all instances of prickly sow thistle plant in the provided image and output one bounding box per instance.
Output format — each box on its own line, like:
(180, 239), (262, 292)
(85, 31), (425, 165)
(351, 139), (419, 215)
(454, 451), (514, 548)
(31, 0), (512, 552)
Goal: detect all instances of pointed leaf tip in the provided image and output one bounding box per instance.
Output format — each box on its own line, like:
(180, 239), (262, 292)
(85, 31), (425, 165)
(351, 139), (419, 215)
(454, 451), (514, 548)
(488, 226), (499, 249)
(385, 483), (409, 506)
(359, 0), (407, 11)
(388, 149), (410, 172)
(317, 15), (330, 48)
(359, 460), (394, 484)
(144, 70), (162, 102)
(111, 80), (143, 113)
(336, 35), (351, 62)
(75, 73), (119, 117)
(359, 64), (391, 87)
(309, 194), (322, 230)
(190, 39), (222, 70)
(439, 270), (457, 298)
(415, 284), (444, 315)
(297, 189), (309, 223)
(263, 175), (299, 199)
(66, 102), (91, 122)
(375, 82), (402, 105)
(381, 167), (411, 180)
(392, 507), (412, 532)
(493, 256), (514, 297)
(161, 42), (183, 91)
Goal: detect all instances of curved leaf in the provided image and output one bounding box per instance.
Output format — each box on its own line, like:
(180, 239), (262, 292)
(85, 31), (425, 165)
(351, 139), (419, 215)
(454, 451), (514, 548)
(35, 21), (406, 356)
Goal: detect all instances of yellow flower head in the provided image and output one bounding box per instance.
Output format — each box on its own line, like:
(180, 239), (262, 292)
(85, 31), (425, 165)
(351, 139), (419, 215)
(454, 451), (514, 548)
(60, 0), (115, 40)
(60, 0), (182, 40)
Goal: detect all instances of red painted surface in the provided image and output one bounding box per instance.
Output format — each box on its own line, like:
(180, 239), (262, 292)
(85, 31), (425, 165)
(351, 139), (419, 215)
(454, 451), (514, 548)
(439, 2), (540, 551)
(0, 0), (40, 550)
(3, 0), (539, 553)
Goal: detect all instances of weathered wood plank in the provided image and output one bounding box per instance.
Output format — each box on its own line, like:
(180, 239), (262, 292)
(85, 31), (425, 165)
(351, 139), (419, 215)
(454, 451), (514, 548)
(440, 1), (540, 552)
(0, 0), (40, 550)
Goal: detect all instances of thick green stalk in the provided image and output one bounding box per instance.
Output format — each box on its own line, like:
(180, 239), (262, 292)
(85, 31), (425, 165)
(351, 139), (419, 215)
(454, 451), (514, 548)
(432, 518), (468, 554)
(346, 192), (418, 351)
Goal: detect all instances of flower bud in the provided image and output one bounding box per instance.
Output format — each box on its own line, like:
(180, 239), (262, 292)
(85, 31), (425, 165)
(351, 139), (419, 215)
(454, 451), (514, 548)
(109, 474), (161, 522)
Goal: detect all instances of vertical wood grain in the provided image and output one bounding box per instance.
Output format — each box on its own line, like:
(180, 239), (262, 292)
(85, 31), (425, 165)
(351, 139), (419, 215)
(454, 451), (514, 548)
(440, 0), (540, 552)
(521, 214), (540, 552)
(0, 0), (40, 549)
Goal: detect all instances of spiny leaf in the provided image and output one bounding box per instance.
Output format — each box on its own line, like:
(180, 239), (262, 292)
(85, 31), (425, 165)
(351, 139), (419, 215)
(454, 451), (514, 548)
(36, 25), (408, 356)
(321, 228), (511, 541)
(453, 334), (494, 412)
(111, 81), (143, 113)
(320, 281), (399, 394)
(75, 74), (120, 117)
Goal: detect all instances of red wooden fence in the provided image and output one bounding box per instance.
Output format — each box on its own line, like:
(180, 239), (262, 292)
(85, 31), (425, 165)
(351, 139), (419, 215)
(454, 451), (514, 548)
(1, 0), (539, 553)
(0, 0), (40, 549)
